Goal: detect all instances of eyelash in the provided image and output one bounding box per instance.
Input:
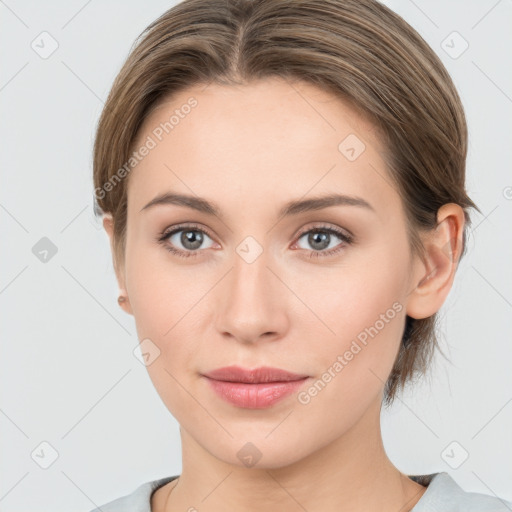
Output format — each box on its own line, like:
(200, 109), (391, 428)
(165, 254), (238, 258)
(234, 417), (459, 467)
(155, 223), (353, 260)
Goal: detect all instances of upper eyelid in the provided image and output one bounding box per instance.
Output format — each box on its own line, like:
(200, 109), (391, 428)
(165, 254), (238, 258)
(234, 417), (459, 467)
(163, 223), (213, 237)
(296, 224), (351, 238)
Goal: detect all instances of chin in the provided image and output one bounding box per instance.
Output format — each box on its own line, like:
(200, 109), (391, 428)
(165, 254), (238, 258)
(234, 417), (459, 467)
(193, 427), (319, 470)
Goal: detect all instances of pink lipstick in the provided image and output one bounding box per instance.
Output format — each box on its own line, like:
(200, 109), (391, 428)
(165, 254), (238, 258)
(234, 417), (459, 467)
(201, 365), (309, 409)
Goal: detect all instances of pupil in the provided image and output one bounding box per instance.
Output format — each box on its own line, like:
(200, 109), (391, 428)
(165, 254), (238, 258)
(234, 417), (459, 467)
(182, 230), (203, 250)
(310, 231), (329, 250)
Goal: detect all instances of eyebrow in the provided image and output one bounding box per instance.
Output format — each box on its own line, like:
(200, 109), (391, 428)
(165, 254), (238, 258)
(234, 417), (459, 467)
(139, 192), (375, 218)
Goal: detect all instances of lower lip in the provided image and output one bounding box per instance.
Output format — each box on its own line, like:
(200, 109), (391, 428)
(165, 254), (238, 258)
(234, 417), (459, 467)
(204, 377), (309, 409)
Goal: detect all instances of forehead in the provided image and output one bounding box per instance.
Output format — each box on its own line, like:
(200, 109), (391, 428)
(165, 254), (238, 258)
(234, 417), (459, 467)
(128, 77), (399, 219)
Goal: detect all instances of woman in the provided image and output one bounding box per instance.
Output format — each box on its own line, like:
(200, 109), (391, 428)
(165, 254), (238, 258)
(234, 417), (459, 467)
(90, 0), (511, 510)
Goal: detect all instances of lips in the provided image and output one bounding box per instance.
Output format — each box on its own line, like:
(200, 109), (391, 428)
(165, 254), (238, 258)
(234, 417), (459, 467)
(202, 365), (309, 383)
(201, 365), (310, 408)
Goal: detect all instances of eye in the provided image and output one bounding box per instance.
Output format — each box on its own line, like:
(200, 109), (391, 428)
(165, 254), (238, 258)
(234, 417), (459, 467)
(156, 223), (216, 258)
(156, 223), (353, 260)
(293, 225), (353, 259)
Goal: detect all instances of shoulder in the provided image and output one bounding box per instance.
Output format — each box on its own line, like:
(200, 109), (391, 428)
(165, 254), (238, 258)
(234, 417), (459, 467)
(87, 475), (179, 512)
(411, 472), (512, 512)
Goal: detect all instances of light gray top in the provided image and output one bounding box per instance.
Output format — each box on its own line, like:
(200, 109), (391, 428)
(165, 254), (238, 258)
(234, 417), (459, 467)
(88, 472), (512, 511)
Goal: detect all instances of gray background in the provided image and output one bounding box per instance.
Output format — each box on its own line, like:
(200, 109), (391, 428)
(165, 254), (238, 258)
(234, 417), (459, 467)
(1, 0), (511, 510)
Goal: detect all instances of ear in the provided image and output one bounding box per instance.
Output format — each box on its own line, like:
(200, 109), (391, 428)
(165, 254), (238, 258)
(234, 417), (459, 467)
(406, 203), (466, 319)
(103, 213), (133, 315)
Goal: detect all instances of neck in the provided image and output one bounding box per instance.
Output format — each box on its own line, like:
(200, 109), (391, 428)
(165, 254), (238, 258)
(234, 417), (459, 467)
(154, 397), (427, 512)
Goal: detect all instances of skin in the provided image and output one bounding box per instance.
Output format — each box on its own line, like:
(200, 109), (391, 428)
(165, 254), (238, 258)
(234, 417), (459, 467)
(103, 77), (465, 511)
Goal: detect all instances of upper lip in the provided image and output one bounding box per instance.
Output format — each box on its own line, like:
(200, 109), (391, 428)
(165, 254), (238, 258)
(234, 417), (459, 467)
(202, 365), (309, 383)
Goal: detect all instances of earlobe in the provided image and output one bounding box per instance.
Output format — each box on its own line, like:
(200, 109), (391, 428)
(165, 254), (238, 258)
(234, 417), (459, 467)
(102, 213), (133, 316)
(406, 204), (465, 320)
(117, 294), (133, 315)
(103, 212), (114, 238)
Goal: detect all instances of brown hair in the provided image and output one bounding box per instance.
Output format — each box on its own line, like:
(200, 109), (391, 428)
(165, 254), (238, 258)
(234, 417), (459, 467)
(93, 0), (480, 406)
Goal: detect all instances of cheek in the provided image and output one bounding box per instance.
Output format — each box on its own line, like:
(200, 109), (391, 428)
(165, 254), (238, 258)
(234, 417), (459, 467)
(293, 271), (405, 430)
(289, 250), (407, 384)
(126, 249), (206, 418)
(292, 255), (405, 337)
(124, 244), (209, 411)
(125, 240), (210, 335)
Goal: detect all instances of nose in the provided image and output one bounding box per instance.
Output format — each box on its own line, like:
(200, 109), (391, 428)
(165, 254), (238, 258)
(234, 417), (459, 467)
(214, 247), (289, 345)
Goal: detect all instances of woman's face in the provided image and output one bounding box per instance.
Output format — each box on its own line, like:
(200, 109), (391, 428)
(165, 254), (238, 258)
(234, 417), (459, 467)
(114, 77), (424, 468)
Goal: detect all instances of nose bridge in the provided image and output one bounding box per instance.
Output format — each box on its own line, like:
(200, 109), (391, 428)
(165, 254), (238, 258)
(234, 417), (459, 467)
(228, 237), (275, 311)
(215, 241), (288, 342)
(232, 246), (272, 303)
